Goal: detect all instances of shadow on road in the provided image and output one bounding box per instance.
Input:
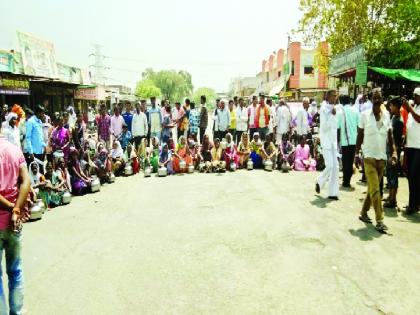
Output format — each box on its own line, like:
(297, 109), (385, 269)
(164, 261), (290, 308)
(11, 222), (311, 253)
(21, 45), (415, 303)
(402, 212), (420, 223)
(310, 195), (333, 208)
(384, 207), (399, 218)
(348, 226), (383, 241)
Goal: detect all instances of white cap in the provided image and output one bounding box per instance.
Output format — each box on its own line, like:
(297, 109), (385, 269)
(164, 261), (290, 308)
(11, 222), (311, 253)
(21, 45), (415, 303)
(414, 87), (420, 96)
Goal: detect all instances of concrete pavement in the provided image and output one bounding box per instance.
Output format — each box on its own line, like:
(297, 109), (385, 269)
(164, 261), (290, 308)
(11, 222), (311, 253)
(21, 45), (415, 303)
(13, 170), (420, 314)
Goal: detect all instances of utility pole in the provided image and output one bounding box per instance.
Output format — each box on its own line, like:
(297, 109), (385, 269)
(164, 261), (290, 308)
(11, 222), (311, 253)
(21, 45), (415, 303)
(90, 44), (107, 85)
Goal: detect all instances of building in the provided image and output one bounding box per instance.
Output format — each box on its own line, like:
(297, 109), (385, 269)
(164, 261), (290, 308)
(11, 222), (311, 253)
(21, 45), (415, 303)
(232, 76), (259, 97)
(258, 41), (329, 101)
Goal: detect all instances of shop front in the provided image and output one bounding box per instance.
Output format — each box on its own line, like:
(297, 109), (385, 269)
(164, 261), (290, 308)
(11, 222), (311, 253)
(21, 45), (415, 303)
(0, 73), (30, 107)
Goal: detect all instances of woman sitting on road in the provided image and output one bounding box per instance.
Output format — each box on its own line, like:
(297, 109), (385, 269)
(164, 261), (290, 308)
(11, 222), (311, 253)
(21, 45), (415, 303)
(54, 157), (72, 192)
(29, 161), (49, 207)
(294, 136), (316, 172)
(150, 137), (161, 172)
(261, 134), (277, 168)
(137, 138), (151, 170)
(223, 133), (239, 171)
(68, 148), (91, 195)
(44, 161), (65, 207)
(159, 143), (174, 175)
(211, 138), (225, 172)
(124, 143), (140, 174)
(277, 133), (294, 171)
(250, 133), (263, 169)
(199, 134), (213, 172)
(173, 135), (192, 173)
(93, 142), (112, 183)
(110, 140), (126, 176)
(188, 139), (200, 169)
(238, 133), (251, 168)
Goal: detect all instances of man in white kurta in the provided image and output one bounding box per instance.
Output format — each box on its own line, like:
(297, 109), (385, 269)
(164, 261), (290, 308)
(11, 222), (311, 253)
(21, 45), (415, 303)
(296, 97), (310, 137)
(275, 100), (291, 143)
(316, 90), (339, 199)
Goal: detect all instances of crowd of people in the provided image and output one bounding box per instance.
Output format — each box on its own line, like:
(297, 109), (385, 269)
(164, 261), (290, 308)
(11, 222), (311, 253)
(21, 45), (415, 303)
(1, 86), (420, 314)
(1, 88), (420, 228)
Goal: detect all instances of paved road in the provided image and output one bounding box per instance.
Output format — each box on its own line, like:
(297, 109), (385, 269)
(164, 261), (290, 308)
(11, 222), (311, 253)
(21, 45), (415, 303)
(15, 170), (420, 314)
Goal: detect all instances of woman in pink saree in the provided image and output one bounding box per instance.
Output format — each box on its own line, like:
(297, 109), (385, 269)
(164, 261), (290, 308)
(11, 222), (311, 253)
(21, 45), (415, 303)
(223, 133), (239, 170)
(50, 115), (71, 161)
(294, 136), (316, 171)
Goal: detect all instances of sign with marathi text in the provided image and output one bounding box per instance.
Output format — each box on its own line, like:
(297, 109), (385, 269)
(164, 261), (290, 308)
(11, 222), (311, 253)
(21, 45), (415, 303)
(17, 31), (58, 78)
(355, 61), (368, 86)
(329, 45), (365, 75)
(0, 75), (30, 95)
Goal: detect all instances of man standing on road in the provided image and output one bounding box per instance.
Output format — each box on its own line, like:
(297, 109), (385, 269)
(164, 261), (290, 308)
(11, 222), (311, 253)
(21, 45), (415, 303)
(355, 88), (397, 232)
(199, 95), (208, 144)
(25, 105), (46, 172)
(256, 94), (270, 140)
(338, 95), (359, 188)
(217, 100), (231, 139)
(275, 99), (292, 144)
(0, 120), (31, 315)
(212, 99), (221, 140)
(315, 90), (339, 200)
(97, 104), (111, 149)
(228, 100), (236, 139)
(188, 102), (200, 141)
(147, 97), (163, 141)
(296, 97), (310, 140)
(132, 102), (148, 150)
(122, 102), (133, 133)
(110, 106), (125, 142)
(403, 88), (420, 215)
(235, 98), (248, 144)
(248, 96), (258, 138)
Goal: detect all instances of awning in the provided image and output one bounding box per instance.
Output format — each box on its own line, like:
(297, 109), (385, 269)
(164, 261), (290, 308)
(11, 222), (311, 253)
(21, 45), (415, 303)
(370, 67), (420, 83)
(269, 80), (285, 96)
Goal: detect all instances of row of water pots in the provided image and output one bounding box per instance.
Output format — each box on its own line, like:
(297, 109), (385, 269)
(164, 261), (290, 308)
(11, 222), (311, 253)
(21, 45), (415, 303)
(29, 175), (105, 221)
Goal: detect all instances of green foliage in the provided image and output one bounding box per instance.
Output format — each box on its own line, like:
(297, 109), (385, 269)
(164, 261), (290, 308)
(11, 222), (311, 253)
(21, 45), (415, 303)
(141, 68), (193, 103)
(297, 0), (420, 68)
(191, 87), (217, 106)
(135, 79), (161, 99)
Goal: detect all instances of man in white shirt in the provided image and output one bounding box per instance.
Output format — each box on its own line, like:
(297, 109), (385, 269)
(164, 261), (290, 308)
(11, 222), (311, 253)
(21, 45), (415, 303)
(356, 88), (397, 232)
(296, 97), (310, 138)
(275, 99), (291, 144)
(248, 96), (258, 138)
(403, 87), (420, 215)
(110, 106), (125, 141)
(3, 113), (21, 148)
(217, 100), (231, 139)
(315, 90), (339, 200)
(132, 102), (148, 150)
(235, 98), (248, 144)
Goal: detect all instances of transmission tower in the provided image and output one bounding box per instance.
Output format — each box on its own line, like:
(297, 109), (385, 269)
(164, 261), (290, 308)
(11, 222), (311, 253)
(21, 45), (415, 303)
(90, 44), (107, 85)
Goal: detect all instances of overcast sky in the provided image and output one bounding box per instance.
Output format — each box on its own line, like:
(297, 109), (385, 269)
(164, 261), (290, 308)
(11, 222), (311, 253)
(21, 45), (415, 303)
(0, 0), (301, 92)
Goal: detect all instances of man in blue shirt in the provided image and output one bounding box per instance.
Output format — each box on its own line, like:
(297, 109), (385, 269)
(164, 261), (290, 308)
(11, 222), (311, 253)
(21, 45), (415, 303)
(122, 101), (133, 133)
(338, 95), (360, 188)
(26, 105), (46, 172)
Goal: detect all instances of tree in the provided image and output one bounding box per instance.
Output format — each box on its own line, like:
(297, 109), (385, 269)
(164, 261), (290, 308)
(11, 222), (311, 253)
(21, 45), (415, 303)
(191, 87), (217, 105)
(141, 68), (193, 102)
(296, 0), (420, 68)
(135, 79), (161, 99)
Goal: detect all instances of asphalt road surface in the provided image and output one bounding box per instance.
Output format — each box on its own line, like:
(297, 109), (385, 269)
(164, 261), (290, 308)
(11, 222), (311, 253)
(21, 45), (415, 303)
(11, 170), (420, 314)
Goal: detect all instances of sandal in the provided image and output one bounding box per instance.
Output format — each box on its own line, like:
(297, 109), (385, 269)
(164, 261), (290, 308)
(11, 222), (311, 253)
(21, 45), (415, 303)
(375, 222), (388, 232)
(359, 215), (372, 224)
(383, 202), (397, 208)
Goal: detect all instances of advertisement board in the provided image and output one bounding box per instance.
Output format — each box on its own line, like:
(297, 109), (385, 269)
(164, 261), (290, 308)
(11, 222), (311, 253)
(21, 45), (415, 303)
(17, 31), (58, 78)
(329, 45), (365, 75)
(57, 63), (82, 84)
(0, 50), (12, 72)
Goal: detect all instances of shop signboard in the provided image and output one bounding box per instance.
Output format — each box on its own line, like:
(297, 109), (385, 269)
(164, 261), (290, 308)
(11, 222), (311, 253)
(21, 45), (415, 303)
(0, 74), (30, 95)
(57, 63), (82, 84)
(329, 44), (365, 75)
(75, 87), (98, 100)
(17, 31), (58, 78)
(355, 61), (368, 86)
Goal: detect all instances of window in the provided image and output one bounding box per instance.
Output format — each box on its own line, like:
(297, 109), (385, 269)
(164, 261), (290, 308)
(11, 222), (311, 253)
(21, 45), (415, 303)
(304, 66), (314, 76)
(291, 61), (295, 76)
(278, 71), (282, 78)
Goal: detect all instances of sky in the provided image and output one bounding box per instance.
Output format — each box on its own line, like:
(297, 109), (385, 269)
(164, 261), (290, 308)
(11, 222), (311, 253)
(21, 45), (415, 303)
(0, 0), (302, 92)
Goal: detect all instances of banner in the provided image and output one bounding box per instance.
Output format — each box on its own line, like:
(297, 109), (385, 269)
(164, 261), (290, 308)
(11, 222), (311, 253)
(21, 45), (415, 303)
(355, 61), (368, 86)
(0, 74), (30, 95)
(57, 63), (82, 84)
(17, 31), (58, 78)
(0, 50), (12, 72)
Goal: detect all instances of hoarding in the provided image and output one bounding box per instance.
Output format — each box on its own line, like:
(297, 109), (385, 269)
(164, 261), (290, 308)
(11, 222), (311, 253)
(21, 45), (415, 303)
(329, 45), (365, 75)
(17, 31), (58, 78)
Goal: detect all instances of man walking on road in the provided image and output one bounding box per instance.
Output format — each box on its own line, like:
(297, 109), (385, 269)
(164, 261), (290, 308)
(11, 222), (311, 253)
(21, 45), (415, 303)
(0, 120), (31, 315)
(315, 90), (339, 200)
(355, 88), (397, 232)
(338, 95), (359, 188)
(403, 88), (420, 215)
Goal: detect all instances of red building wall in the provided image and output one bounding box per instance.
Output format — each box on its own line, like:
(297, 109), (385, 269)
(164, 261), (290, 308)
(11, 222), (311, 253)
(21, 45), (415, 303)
(317, 41), (329, 89)
(289, 42), (301, 89)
